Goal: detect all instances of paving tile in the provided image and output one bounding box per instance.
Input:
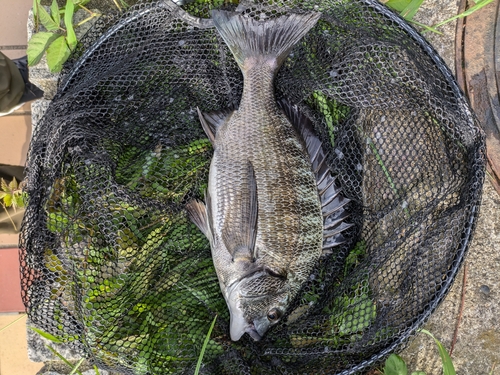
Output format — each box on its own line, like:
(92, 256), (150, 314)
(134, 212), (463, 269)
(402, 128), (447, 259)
(0, 0), (33, 59)
(0, 114), (31, 167)
(0, 314), (44, 375)
(0, 248), (24, 313)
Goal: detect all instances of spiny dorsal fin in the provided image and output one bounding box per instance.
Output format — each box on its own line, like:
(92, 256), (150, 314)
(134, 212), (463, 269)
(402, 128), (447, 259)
(279, 98), (353, 253)
(196, 107), (232, 144)
(211, 10), (321, 69)
(278, 98), (323, 167)
(222, 161), (258, 262)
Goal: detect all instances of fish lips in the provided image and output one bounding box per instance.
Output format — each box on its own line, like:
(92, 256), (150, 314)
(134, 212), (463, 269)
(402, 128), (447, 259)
(226, 268), (289, 341)
(228, 299), (267, 342)
(227, 288), (258, 341)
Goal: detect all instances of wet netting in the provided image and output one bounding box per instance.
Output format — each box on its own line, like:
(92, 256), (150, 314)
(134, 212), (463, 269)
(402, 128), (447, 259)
(20, 0), (485, 374)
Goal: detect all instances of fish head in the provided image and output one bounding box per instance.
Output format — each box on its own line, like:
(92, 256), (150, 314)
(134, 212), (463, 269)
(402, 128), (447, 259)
(226, 269), (290, 341)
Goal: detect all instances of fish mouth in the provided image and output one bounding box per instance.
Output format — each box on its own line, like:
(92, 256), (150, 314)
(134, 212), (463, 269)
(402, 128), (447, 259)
(245, 325), (262, 341)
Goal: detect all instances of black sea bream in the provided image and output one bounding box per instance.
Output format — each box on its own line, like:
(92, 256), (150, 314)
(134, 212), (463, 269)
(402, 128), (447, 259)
(187, 10), (352, 341)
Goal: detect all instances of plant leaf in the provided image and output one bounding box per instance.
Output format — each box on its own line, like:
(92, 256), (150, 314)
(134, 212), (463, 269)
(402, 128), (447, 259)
(8, 177), (18, 191)
(27, 32), (60, 66)
(384, 354), (408, 375)
(420, 329), (456, 375)
(194, 315), (217, 375)
(38, 4), (60, 31)
(3, 194), (12, 207)
(46, 35), (71, 72)
(0, 178), (7, 192)
(411, 372), (426, 375)
(14, 194), (26, 209)
(385, 0), (412, 12)
(33, 0), (38, 18)
(68, 358), (85, 375)
(30, 326), (64, 344)
(399, 0), (424, 20)
(430, 0), (494, 30)
(46, 345), (83, 375)
(64, 0), (77, 51)
(50, 0), (61, 26)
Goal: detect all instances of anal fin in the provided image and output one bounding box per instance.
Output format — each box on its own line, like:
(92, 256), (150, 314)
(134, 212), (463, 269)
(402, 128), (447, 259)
(186, 199), (212, 242)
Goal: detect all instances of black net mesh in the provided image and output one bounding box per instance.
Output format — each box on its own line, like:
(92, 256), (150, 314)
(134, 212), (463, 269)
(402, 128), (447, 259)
(20, 0), (485, 374)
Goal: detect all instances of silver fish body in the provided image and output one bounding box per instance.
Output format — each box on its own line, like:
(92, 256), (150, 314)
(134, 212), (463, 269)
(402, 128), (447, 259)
(187, 10), (351, 341)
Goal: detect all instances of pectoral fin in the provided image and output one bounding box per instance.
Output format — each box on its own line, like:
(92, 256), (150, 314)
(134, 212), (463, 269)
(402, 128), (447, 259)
(222, 162), (258, 262)
(197, 107), (232, 144)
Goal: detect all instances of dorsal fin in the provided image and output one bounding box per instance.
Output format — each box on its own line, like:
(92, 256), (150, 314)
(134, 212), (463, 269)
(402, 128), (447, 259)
(279, 99), (354, 253)
(196, 107), (232, 144)
(221, 161), (258, 262)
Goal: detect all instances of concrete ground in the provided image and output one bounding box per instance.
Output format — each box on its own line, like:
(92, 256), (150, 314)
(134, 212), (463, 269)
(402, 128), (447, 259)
(398, 1), (500, 374)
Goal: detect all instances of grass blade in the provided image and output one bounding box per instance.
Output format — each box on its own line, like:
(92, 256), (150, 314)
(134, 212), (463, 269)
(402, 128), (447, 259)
(30, 326), (63, 344)
(64, 0), (77, 50)
(420, 329), (456, 375)
(69, 358), (85, 375)
(194, 315), (217, 375)
(429, 0), (494, 31)
(46, 345), (84, 375)
(0, 314), (26, 333)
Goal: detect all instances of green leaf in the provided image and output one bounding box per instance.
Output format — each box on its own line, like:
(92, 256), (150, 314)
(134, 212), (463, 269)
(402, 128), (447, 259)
(64, 0), (77, 50)
(46, 35), (71, 72)
(14, 194), (25, 209)
(27, 32), (60, 66)
(399, 0), (424, 20)
(3, 194), (12, 207)
(420, 330), (456, 375)
(384, 354), (408, 375)
(8, 177), (18, 191)
(411, 372), (426, 375)
(30, 326), (64, 344)
(194, 315), (217, 375)
(38, 4), (60, 31)
(385, 0), (412, 12)
(430, 0), (494, 30)
(33, 0), (38, 18)
(50, 0), (61, 26)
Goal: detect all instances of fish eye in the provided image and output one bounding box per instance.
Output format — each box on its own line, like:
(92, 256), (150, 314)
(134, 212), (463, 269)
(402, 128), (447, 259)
(267, 308), (282, 322)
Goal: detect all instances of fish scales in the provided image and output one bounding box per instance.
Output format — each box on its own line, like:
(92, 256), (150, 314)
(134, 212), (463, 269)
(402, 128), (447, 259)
(187, 10), (323, 341)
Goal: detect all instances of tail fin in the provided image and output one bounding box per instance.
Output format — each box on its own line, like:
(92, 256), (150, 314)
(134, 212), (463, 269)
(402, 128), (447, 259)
(211, 10), (320, 70)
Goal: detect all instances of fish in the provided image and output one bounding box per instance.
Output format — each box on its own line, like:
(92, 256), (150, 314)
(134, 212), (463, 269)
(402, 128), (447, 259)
(186, 9), (352, 342)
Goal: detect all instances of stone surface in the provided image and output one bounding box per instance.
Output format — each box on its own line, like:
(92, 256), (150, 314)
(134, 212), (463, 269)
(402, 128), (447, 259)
(413, 0), (461, 71)
(36, 361), (112, 375)
(398, 2), (500, 374)
(26, 319), (85, 362)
